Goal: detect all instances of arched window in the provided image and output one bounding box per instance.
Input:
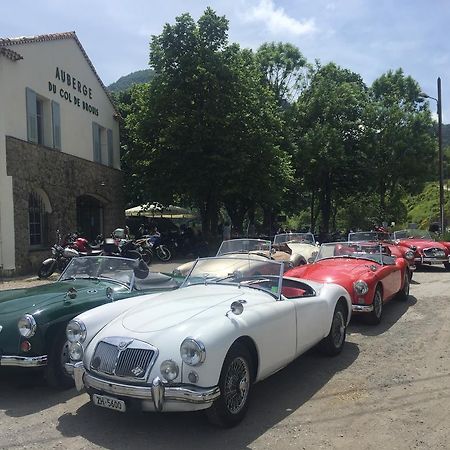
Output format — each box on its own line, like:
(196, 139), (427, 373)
(29, 191), (48, 246)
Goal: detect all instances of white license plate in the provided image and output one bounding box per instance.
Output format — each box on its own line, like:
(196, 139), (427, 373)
(92, 394), (126, 412)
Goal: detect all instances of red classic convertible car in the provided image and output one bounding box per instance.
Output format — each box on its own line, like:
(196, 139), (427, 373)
(393, 229), (450, 271)
(285, 241), (411, 325)
(348, 231), (416, 275)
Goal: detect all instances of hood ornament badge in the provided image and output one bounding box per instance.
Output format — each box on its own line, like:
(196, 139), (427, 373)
(118, 340), (132, 350)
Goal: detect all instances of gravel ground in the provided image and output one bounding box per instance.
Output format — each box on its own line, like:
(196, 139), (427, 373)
(0, 266), (449, 449)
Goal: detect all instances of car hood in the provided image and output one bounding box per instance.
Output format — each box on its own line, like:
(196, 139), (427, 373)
(287, 258), (376, 282)
(398, 239), (448, 252)
(0, 279), (125, 316)
(121, 284), (250, 333)
(285, 242), (317, 256)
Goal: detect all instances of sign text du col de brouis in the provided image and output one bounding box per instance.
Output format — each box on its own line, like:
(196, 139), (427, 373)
(49, 67), (99, 116)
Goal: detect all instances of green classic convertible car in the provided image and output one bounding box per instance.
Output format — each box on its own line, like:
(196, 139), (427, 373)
(0, 256), (179, 389)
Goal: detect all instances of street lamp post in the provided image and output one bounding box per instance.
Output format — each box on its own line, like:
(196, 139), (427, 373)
(421, 77), (445, 234)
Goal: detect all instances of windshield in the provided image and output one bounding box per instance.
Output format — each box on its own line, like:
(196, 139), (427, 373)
(348, 232), (391, 242)
(273, 233), (315, 245)
(316, 242), (396, 265)
(59, 256), (139, 288)
(393, 229), (434, 240)
(216, 239), (272, 256)
(181, 257), (284, 297)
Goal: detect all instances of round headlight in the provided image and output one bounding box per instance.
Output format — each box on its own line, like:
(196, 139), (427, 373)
(18, 314), (37, 338)
(404, 250), (414, 260)
(180, 338), (206, 366)
(69, 342), (83, 361)
(66, 319), (86, 343)
(160, 359), (180, 381)
(353, 280), (369, 295)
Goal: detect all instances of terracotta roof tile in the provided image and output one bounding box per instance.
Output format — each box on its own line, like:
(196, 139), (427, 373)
(0, 47), (23, 61)
(0, 31), (117, 114)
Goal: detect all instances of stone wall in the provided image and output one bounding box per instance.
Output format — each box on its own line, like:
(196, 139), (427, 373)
(5, 136), (125, 275)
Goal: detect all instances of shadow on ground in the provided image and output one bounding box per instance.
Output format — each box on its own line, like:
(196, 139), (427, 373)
(55, 343), (359, 449)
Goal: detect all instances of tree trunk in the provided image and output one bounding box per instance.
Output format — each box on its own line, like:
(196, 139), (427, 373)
(310, 189), (315, 231)
(225, 201), (247, 236)
(320, 173), (332, 233)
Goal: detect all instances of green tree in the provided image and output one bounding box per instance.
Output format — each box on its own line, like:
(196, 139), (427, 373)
(256, 42), (309, 105)
(367, 68), (435, 222)
(126, 9), (293, 237)
(292, 62), (370, 233)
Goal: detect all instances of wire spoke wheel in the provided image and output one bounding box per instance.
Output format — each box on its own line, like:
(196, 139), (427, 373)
(331, 311), (345, 348)
(373, 290), (383, 318)
(223, 357), (250, 415)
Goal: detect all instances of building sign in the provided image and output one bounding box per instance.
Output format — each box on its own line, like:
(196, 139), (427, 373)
(48, 67), (99, 116)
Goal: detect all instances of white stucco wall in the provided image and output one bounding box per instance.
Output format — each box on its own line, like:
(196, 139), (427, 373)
(0, 36), (120, 271)
(0, 56), (16, 271)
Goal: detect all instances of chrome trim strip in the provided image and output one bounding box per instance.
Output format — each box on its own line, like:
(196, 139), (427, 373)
(352, 304), (374, 313)
(83, 371), (220, 405)
(0, 354), (48, 367)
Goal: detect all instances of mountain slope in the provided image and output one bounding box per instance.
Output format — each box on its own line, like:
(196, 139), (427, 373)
(108, 69), (155, 92)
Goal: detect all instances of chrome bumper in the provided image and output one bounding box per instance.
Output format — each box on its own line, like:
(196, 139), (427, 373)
(66, 362), (220, 412)
(0, 354), (48, 368)
(352, 304), (374, 313)
(415, 257), (448, 264)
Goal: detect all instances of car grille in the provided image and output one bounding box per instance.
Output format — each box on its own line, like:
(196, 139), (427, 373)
(90, 337), (157, 382)
(423, 248), (446, 258)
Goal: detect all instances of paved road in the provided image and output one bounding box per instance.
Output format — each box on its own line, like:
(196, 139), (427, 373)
(0, 266), (449, 449)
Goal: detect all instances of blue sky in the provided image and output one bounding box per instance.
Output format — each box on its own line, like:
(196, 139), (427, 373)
(2, 0), (449, 119)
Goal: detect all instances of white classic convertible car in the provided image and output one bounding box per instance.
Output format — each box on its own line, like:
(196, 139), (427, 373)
(273, 232), (319, 265)
(65, 257), (352, 427)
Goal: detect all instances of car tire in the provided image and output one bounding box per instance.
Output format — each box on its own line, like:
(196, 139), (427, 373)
(366, 285), (383, 325)
(444, 262), (450, 271)
(396, 271), (410, 301)
(318, 302), (347, 356)
(206, 343), (253, 428)
(45, 329), (74, 390)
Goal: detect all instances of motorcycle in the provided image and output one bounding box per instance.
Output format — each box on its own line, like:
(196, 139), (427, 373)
(147, 234), (172, 262)
(133, 237), (154, 264)
(102, 234), (142, 260)
(37, 231), (79, 278)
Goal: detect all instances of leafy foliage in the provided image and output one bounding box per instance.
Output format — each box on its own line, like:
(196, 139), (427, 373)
(292, 63), (370, 232)
(114, 9), (440, 236)
(365, 69), (435, 221)
(123, 9), (292, 236)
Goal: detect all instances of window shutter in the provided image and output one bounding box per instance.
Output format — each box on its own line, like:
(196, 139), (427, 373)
(51, 101), (61, 149)
(92, 122), (101, 163)
(26, 87), (38, 143)
(107, 129), (113, 167)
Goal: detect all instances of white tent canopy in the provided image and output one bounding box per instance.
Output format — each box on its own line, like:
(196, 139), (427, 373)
(125, 202), (196, 219)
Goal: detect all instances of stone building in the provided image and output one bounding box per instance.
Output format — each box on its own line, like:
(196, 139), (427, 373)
(0, 32), (125, 275)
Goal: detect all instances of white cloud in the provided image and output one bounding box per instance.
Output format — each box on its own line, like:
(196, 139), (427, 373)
(242, 0), (316, 36)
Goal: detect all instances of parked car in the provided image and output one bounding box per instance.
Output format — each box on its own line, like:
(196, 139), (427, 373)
(393, 229), (450, 270)
(273, 232), (319, 265)
(0, 256), (179, 389)
(173, 238), (296, 277)
(285, 241), (410, 325)
(65, 256), (351, 427)
(348, 231), (416, 276)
